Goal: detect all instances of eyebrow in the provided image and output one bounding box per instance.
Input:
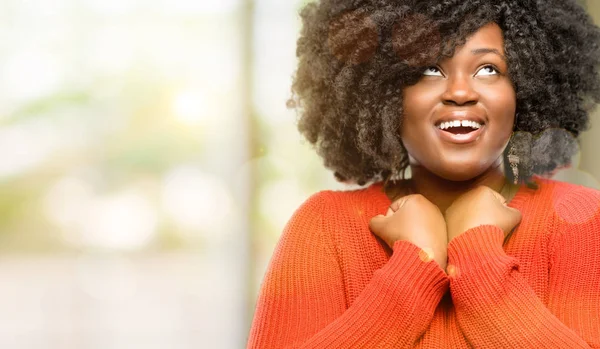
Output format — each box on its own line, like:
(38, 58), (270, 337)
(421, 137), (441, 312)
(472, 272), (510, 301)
(471, 48), (507, 62)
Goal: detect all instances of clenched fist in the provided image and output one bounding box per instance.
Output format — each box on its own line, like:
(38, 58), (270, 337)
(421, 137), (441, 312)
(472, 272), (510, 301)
(369, 194), (449, 271)
(445, 185), (522, 242)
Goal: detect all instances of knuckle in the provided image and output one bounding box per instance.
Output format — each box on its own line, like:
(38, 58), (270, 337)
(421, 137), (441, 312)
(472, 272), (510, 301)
(368, 216), (378, 227)
(410, 193), (426, 201)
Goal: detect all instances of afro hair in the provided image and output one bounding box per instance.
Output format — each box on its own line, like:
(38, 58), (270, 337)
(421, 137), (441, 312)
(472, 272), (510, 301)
(288, 0), (600, 187)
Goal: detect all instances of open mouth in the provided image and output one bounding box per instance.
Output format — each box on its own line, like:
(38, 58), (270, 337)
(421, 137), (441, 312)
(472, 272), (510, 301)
(437, 119), (482, 132)
(435, 124), (485, 144)
(442, 126), (478, 135)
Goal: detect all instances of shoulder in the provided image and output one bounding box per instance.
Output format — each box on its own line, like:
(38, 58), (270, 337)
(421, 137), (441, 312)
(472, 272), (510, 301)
(297, 182), (387, 211)
(540, 176), (600, 194)
(538, 177), (600, 226)
(284, 187), (360, 232)
(314, 182), (389, 219)
(537, 179), (600, 238)
(525, 176), (600, 206)
(538, 180), (600, 266)
(277, 187), (374, 257)
(288, 182), (387, 236)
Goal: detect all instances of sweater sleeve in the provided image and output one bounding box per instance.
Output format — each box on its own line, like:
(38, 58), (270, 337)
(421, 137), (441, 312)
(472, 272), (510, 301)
(446, 188), (600, 348)
(247, 192), (449, 349)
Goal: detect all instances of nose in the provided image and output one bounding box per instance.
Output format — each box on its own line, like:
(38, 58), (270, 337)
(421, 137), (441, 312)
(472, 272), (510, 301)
(441, 73), (479, 106)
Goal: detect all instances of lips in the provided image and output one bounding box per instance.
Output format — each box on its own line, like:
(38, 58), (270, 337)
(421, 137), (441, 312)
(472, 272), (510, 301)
(432, 110), (486, 144)
(435, 124), (485, 144)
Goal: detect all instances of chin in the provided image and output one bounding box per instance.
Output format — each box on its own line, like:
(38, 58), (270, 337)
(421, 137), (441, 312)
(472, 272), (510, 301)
(437, 173), (476, 182)
(433, 166), (487, 182)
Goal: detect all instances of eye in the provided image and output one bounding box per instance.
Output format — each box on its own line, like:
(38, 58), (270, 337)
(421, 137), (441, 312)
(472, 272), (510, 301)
(476, 65), (500, 76)
(423, 66), (443, 76)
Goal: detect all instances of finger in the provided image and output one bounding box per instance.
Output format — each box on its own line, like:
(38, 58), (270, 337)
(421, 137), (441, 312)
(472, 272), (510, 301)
(390, 196), (409, 213)
(490, 189), (507, 204)
(369, 215), (385, 233)
(501, 206), (522, 230)
(509, 206), (523, 224)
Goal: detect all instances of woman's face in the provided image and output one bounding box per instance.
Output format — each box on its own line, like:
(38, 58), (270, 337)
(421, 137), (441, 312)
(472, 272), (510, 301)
(401, 22), (516, 181)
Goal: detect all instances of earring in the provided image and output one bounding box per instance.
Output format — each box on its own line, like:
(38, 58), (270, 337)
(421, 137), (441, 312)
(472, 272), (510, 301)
(508, 143), (519, 185)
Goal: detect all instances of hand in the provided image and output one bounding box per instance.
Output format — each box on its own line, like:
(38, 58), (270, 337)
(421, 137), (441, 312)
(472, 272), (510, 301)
(445, 186), (522, 242)
(369, 194), (448, 271)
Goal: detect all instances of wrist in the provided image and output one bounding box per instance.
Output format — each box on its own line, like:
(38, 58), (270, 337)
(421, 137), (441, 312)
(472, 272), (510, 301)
(447, 225), (513, 276)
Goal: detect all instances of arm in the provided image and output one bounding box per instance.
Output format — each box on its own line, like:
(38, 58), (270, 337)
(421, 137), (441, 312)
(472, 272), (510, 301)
(247, 192), (449, 349)
(447, 189), (600, 348)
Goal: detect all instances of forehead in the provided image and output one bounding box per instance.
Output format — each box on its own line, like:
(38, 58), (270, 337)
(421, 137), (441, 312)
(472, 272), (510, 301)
(459, 22), (505, 52)
(437, 22), (506, 65)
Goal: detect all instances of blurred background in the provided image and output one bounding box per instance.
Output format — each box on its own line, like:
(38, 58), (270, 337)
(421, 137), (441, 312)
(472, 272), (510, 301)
(0, 0), (598, 348)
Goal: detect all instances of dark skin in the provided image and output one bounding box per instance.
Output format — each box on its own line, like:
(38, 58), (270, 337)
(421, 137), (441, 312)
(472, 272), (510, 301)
(369, 23), (522, 272)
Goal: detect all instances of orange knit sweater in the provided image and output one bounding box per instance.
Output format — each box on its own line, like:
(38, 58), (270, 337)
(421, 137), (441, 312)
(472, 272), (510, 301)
(247, 177), (600, 348)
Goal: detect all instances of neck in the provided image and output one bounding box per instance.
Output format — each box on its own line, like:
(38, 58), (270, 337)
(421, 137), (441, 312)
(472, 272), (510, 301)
(386, 160), (514, 214)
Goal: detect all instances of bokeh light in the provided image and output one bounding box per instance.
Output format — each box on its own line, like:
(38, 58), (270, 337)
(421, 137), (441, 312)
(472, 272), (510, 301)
(162, 166), (234, 240)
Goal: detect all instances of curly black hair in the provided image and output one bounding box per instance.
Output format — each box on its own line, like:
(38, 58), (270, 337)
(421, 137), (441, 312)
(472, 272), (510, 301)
(288, 0), (600, 187)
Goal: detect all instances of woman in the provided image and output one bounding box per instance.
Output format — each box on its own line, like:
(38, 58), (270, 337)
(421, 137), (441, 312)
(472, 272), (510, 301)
(248, 0), (600, 347)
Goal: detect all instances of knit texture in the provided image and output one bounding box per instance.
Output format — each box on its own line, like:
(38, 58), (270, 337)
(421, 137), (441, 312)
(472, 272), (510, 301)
(247, 177), (600, 348)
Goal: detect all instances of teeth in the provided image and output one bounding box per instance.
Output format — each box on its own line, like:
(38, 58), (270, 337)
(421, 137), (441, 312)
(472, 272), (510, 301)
(438, 120), (482, 130)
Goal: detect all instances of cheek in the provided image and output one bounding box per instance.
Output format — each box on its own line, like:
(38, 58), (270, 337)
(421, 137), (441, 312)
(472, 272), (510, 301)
(403, 85), (436, 108)
(486, 84), (517, 115)
(401, 86), (436, 127)
(498, 98), (517, 134)
(482, 85), (516, 127)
